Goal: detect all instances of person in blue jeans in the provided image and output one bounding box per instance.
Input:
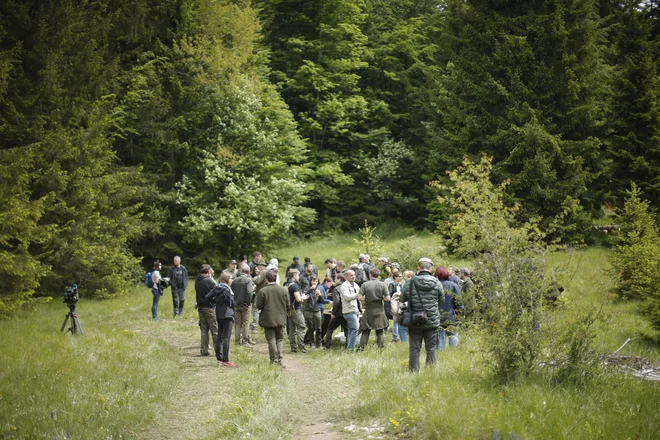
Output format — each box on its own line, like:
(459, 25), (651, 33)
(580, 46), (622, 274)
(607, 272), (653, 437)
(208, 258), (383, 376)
(339, 270), (361, 351)
(151, 260), (168, 320)
(434, 266), (461, 349)
(389, 270), (408, 342)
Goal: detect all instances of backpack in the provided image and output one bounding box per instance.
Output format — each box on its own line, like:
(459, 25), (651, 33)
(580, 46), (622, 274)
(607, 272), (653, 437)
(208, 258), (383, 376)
(145, 272), (154, 288)
(355, 263), (368, 284)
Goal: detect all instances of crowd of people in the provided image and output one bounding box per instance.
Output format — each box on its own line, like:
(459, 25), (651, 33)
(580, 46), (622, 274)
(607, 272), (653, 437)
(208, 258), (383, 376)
(149, 252), (475, 371)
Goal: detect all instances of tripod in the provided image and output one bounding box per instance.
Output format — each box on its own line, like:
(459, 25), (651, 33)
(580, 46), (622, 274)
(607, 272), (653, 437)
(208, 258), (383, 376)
(61, 303), (84, 335)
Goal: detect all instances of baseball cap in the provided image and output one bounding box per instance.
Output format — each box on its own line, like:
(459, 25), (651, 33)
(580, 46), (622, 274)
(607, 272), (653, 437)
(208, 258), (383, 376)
(256, 259), (267, 266)
(229, 259), (237, 264)
(293, 256), (299, 261)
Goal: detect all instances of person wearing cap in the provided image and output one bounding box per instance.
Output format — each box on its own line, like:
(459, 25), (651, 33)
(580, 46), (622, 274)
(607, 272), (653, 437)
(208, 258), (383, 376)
(378, 257), (392, 281)
(286, 256), (304, 279)
(222, 260), (239, 281)
(400, 257), (445, 371)
(232, 263), (255, 345)
(250, 259), (269, 336)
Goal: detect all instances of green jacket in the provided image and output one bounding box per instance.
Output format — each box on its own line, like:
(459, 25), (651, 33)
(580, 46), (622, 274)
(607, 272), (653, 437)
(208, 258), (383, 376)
(256, 283), (290, 328)
(400, 271), (444, 329)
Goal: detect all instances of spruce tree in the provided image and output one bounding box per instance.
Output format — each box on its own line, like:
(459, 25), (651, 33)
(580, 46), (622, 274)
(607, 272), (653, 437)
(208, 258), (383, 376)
(433, 0), (609, 243)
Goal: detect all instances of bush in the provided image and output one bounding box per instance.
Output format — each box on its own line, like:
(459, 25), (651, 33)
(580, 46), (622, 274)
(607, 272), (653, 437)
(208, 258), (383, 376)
(611, 183), (660, 333)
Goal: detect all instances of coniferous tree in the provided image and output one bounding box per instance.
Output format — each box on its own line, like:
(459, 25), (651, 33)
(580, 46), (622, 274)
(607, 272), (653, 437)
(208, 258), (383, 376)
(605, 1), (660, 206)
(432, 0), (609, 243)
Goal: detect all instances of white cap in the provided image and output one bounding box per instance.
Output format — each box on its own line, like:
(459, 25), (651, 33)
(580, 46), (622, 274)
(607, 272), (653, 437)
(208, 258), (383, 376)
(418, 257), (434, 265)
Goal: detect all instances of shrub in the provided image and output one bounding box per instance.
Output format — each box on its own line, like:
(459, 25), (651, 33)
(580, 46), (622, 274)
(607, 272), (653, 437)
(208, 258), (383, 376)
(611, 183), (660, 333)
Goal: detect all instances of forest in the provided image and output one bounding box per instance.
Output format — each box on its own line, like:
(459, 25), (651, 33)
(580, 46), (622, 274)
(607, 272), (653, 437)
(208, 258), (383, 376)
(2, 0), (660, 315)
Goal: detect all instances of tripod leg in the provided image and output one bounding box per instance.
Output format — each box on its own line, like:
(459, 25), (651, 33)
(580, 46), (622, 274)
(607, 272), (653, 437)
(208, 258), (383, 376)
(61, 314), (70, 333)
(73, 314), (83, 335)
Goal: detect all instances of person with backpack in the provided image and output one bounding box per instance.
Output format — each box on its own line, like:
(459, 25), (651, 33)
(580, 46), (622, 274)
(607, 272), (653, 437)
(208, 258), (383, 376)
(400, 257), (444, 372)
(355, 255), (369, 287)
(166, 256), (189, 317)
(149, 261), (164, 320)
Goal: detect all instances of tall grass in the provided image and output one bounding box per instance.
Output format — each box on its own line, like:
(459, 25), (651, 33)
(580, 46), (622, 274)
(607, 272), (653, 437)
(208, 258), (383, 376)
(0, 287), (181, 439)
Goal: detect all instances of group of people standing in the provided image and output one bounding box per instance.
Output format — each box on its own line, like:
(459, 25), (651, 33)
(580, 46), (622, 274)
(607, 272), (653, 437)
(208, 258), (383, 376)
(149, 251), (475, 372)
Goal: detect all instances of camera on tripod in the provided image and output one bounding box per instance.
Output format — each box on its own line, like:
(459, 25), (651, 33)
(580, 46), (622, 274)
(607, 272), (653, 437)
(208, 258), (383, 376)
(63, 284), (79, 306)
(61, 284), (83, 335)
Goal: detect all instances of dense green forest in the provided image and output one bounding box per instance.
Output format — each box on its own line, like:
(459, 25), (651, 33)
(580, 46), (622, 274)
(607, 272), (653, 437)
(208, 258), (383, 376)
(1, 0), (660, 314)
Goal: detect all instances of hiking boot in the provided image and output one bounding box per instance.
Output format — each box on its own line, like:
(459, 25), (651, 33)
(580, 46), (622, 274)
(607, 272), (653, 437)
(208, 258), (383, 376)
(247, 338), (257, 345)
(299, 346), (307, 353)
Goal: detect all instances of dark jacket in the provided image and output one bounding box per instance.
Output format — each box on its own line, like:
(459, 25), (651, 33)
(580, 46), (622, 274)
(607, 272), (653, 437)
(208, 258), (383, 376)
(330, 281), (344, 316)
(167, 264), (189, 290)
(400, 271), (444, 329)
(232, 273), (254, 307)
(195, 274), (216, 309)
(206, 283), (235, 320)
(440, 280), (461, 326)
(256, 283), (290, 327)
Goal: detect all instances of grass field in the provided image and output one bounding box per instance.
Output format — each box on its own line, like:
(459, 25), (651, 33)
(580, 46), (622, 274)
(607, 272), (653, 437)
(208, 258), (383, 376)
(1, 229), (659, 439)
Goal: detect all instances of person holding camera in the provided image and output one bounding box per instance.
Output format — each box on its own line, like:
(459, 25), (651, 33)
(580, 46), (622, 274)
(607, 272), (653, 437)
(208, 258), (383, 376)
(302, 276), (323, 347)
(399, 257), (444, 372)
(167, 256), (189, 317)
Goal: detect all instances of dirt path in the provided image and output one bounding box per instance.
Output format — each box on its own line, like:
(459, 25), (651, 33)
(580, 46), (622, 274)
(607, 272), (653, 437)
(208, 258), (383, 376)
(137, 323), (376, 439)
(252, 343), (348, 440)
(137, 326), (237, 440)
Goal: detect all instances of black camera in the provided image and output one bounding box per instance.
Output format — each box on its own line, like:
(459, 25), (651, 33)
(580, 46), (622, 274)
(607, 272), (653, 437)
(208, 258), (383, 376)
(63, 284), (79, 305)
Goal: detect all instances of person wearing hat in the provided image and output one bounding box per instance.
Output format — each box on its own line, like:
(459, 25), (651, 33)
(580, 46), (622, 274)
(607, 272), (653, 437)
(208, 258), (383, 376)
(399, 257), (445, 372)
(249, 259), (269, 337)
(378, 257), (392, 281)
(222, 260), (239, 281)
(286, 256), (304, 279)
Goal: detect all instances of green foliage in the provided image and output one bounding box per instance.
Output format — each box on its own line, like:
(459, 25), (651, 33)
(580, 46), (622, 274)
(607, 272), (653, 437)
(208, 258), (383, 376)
(350, 220), (384, 259)
(436, 155), (551, 382)
(387, 234), (446, 273)
(611, 183), (660, 333)
(431, 0), (609, 243)
(605, 1), (660, 206)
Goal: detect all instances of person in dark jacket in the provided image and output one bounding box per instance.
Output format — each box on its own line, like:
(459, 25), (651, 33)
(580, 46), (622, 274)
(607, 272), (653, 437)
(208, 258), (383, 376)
(195, 264), (218, 356)
(256, 270), (290, 367)
(233, 263), (255, 346)
(167, 256), (189, 317)
(400, 257), (445, 372)
(434, 266), (461, 349)
(206, 272), (236, 367)
(323, 271), (348, 349)
(286, 256), (304, 279)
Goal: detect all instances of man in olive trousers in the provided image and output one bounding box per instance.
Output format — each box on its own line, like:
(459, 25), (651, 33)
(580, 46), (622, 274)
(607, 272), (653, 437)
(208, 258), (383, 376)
(256, 270), (290, 367)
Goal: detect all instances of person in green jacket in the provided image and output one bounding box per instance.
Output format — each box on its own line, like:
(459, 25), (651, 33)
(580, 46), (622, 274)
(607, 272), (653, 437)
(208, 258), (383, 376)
(400, 257), (445, 372)
(358, 267), (390, 349)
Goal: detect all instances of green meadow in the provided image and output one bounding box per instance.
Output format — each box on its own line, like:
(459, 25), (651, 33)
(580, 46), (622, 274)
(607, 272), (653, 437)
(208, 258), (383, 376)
(1, 234), (659, 439)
